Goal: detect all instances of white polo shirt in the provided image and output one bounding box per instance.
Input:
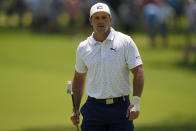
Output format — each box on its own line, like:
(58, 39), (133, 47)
(75, 28), (142, 99)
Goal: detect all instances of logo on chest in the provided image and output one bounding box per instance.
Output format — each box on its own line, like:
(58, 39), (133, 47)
(110, 47), (117, 52)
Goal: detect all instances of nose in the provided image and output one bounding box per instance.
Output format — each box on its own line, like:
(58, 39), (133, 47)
(97, 18), (105, 23)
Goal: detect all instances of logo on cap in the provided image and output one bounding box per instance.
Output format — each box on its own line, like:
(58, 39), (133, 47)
(97, 5), (103, 10)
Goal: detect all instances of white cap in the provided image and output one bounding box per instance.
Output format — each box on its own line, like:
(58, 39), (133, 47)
(90, 3), (111, 17)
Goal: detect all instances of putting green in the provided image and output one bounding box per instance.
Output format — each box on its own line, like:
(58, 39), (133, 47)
(0, 29), (196, 131)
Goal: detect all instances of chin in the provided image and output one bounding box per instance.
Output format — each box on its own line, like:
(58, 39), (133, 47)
(96, 28), (108, 33)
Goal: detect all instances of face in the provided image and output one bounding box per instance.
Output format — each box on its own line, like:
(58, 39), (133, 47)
(89, 12), (112, 34)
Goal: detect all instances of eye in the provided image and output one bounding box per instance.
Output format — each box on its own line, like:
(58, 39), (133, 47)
(102, 16), (106, 20)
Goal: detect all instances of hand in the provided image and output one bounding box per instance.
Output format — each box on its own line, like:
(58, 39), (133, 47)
(126, 104), (140, 120)
(70, 110), (80, 126)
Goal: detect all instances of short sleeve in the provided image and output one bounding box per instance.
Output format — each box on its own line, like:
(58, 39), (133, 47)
(125, 37), (143, 69)
(75, 46), (88, 73)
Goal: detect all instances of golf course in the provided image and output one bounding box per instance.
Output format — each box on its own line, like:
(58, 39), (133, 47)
(0, 28), (196, 131)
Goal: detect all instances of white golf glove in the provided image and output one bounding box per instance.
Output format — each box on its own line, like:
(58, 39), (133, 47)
(131, 96), (141, 111)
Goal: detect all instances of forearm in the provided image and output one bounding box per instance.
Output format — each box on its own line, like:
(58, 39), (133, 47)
(126, 65), (144, 120)
(132, 65), (144, 97)
(72, 71), (86, 111)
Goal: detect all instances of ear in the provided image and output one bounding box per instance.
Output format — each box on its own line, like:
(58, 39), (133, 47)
(89, 17), (93, 26)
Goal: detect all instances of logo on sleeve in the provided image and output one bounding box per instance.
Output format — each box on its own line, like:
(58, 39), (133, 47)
(136, 56), (141, 59)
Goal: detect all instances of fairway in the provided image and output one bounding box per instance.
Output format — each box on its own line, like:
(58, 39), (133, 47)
(0, 29), (196, 131)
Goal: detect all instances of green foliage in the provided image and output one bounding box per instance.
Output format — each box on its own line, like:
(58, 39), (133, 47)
(0, 30), (196, 131)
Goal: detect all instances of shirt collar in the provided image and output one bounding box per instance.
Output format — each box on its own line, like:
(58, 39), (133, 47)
(89, 27), (115, 45)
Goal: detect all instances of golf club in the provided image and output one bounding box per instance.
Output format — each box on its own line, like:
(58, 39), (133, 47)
(66, 81), (79, 131)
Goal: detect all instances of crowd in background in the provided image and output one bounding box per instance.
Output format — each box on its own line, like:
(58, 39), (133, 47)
(0, 0), (196, 62)
(0, 0), (194, 31)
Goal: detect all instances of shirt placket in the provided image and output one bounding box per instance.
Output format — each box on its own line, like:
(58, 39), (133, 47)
(101, 43), (104, 85)
(101, 42), (108, 96)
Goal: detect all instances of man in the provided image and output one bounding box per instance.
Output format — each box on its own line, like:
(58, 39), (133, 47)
(70, 2), (144, 131)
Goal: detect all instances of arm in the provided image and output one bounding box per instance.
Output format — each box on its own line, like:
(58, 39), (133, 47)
(126, 65), (144, 120)
(131, 65), (144, 97)
(70, 70), (86, 126)
(72, 70), (86, 110)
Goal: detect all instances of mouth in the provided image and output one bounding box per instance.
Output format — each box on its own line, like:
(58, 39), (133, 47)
(97, 24), (105, 27)
(97, 25), (105, 28)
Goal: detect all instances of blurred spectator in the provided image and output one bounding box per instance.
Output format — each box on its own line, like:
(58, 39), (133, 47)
(66, 0), (81, 27)
(167, 0), (185, 30)
(157, 0), (174, 47)
(0, 0), (3, 10)
(134, 0), (146, 21)
(118, 0), (133, 33)
(5, 0), (27, 27)
(27, 0), (52, 31)
(48, 0), (64, 32)
(184, 0), (196, 44)
(184, 0), (196, 63)
(143, 0), (159, 47)
(106, 0), (121, 15)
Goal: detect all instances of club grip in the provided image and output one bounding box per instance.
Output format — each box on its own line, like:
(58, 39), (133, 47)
(71, 94), (77, 113)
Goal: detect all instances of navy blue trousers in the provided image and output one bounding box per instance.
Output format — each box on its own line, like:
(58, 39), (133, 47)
(80, 96), (134, 131)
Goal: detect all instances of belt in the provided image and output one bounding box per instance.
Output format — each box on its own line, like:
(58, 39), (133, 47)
(88, 95), (129, 105)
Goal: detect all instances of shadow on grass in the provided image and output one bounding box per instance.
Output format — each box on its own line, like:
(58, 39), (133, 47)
(136, 123), (196, 131)
(19, 122), (196, 131)
(175, 61), (196, 72)
(22, 126), (75, 131)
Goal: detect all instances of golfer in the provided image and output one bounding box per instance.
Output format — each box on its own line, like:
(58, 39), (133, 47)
(70, 2), (144, 131)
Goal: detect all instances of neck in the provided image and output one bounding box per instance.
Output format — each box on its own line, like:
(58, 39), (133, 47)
(93, 28), (111, 42)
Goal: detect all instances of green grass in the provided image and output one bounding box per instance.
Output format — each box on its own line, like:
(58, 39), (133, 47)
(0, 29), (196, 131)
